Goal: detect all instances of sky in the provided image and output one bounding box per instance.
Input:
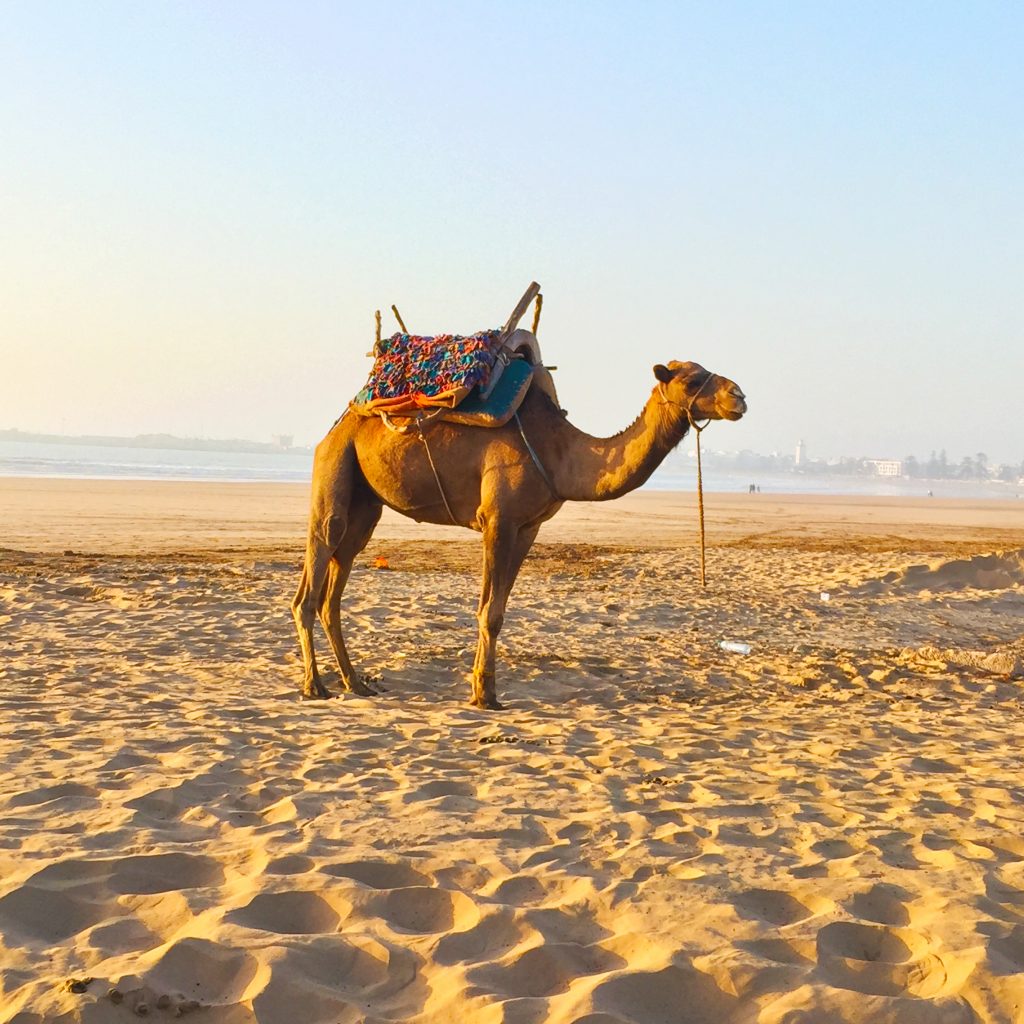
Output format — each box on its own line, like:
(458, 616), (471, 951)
(2, 1), (1021, 463)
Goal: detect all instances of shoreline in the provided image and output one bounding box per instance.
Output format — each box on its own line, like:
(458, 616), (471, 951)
(2, 476), (1023, 556)
(1, 468), (1021, 499)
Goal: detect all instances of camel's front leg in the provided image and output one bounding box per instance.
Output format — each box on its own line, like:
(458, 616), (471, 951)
(471, 523), (540, 710)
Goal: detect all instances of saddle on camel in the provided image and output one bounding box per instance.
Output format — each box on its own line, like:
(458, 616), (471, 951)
(293, 282), (747, 708)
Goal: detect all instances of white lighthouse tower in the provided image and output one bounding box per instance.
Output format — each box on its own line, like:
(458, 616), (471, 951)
(795, 439), (806, 467)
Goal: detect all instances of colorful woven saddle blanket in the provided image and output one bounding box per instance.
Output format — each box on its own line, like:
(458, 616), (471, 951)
(352, 330), (504, 415)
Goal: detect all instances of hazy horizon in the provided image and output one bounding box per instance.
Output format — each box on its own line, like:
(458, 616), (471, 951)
(1, 424), (1018, 471)
(3, 3), (1022, 462)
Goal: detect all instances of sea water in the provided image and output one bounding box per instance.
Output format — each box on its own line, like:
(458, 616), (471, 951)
(0, 439), (1019, 499)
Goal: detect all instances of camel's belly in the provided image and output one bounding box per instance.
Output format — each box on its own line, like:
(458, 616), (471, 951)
(354, 432), (482, 529)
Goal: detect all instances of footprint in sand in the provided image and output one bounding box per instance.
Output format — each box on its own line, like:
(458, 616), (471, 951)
(86, 917), (161, 957)
(468, 941), (625, 999)
(138, 937), (260, 1005)
(109, 852), (224, 894)
(487, 875), (550, 906)
(814, 920), (964, 998)
(434, 908), (534, 965)
(363, 886), (478, 935)
(401, 779), (477, 803)
(22, 859), (110, 888)
(585, 963), (740, 1024)
(246, 938), (425, 1021)
(736, 936), (816, 966)
(321, 858), (431, 889)
(846, 883), (914, 926)
(264, 854), (315, 875)
(809, 837), (861, 861)
(227, 891), (344, 934)
(985, 924), (1024, 974)
(869, 830), (928, 870)
(984, 861), (1024, 906)
(250, 972), (358, 1024)
(733, 888), (833, 927)
(6, 781), (100, 808)
(0, 885), (111, 944)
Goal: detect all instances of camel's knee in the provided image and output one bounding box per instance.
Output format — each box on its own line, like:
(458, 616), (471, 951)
(314, 513), (349, 549)
(293, 601), (317, 631)
(292, 581), (320, 628)
(319, 596), (341, 631)
(478, 608), (505, 637)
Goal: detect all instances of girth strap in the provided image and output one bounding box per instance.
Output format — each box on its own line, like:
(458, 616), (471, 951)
(514, 411), (559, 500)
(396, 410), (558, 528)
(416, 422), (459, 525)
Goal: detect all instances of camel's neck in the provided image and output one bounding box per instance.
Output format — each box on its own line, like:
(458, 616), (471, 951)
(545, 388), (691, 502)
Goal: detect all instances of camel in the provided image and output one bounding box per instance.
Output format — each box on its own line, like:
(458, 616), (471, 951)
(293, 357), (746, 708)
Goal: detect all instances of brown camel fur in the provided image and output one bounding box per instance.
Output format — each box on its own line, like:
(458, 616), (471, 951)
(293, 359), (747, 708)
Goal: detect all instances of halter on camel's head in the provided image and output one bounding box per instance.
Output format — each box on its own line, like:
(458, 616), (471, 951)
(651, 360), (748, 587)
(653, 360), (747, 430)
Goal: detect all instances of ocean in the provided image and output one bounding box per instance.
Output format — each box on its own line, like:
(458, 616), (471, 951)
(0, 439), (1019, 500)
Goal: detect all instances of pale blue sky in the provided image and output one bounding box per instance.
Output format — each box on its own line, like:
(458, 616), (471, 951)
(2, 2), (1021, 462)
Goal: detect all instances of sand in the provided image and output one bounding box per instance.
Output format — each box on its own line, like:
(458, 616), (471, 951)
(1, 478), (1024, 1023)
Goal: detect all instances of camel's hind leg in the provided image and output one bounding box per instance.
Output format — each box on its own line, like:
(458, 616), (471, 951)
(318, 495), (383, 695)
(292, 540), (339, 699)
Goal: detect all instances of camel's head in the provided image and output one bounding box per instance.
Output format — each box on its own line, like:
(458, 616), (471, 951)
(653, 361), (747, 423)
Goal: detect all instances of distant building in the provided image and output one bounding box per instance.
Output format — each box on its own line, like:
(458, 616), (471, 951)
(272, 434), (293, 450)
(864, 458), (903, 477)
(795, 439), (806, 467)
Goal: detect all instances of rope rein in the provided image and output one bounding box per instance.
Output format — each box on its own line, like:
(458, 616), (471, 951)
(692, 423), (707, 588)
(659, 376), (715, 588)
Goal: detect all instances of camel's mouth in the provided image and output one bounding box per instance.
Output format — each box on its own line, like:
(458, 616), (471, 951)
(717, 386), (747, 421)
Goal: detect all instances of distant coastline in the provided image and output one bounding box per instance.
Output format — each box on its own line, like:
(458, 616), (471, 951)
(0, 428), (310, 456)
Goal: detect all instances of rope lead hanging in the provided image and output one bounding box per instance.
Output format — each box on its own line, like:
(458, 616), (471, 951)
(668, 375), (714, 589)
(694, 423), (707, 588)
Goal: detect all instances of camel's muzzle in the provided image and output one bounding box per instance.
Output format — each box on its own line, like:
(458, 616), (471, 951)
(718, 384), (747, 421)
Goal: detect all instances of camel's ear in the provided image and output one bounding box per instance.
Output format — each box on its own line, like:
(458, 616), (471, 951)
(653, 364), (674, 384)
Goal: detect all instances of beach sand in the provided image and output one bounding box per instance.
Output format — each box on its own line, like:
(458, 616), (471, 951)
(1, 478), (1023, 1023)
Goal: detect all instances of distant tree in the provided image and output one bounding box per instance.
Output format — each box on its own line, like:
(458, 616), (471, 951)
(958, 455), (976, 479)
(998, 463), (1016, 482)
(975, 452), (989, 480)
(938, 449), (949, 478)
(904, 455), (920, 478)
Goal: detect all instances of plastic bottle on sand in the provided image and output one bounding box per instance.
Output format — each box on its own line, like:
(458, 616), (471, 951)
(719, 641), (752, 655)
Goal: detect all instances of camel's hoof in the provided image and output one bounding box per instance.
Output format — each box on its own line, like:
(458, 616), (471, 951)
(346, 680), (377, 698)
(300, 684), (334, 701)
(471, 696), (505, 711)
